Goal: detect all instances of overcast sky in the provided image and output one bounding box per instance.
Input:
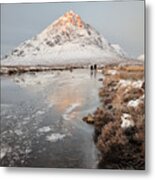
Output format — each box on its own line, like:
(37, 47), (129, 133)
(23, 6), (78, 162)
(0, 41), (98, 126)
(1, 0), (144, 58)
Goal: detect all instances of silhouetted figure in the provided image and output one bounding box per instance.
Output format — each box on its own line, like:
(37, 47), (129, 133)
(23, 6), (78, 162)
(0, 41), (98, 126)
(90, 65), (94, 71)
(94, 64), (97, 71)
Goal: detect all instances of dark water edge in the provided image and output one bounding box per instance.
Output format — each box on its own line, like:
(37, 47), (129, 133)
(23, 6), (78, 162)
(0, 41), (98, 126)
(1, 69), (103, 168)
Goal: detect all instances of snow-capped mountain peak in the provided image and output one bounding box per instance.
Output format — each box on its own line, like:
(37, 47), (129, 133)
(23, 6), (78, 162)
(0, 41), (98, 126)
(39, 10), (109, 48)
(51, 10), (84, 29)
(2, 10), (127, 66)
(39, 10), (86, 40)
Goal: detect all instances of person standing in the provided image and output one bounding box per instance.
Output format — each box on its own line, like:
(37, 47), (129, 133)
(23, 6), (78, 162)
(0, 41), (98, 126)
(94, 64), (97, 71)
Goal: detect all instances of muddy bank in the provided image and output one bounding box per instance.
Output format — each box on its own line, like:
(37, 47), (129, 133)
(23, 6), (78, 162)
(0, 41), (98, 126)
(83, 64), (145, 170)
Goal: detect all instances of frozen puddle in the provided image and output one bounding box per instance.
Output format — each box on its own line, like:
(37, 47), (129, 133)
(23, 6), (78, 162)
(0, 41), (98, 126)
(46, 133), (66, 142)
(63, 103), (80, 120)
(1, 69), (102, 168)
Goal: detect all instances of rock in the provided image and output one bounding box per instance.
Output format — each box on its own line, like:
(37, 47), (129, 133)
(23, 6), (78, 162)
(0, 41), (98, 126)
(82, 113), (94, 124)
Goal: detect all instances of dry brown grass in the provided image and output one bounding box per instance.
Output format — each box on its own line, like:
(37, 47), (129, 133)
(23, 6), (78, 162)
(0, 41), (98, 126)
(83, 63), (145, 169)
(119, 72), (144, 80)
(118, 65), (144, 72)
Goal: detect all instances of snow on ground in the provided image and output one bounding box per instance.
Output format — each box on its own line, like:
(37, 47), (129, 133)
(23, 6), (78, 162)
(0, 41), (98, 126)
(118, 79), (143, 89)
(127, 94), (144, 108)
(121, 113), (135, 129)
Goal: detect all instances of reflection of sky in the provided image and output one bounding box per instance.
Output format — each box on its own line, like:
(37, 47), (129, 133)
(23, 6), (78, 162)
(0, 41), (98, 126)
(1, 1), (144, 58)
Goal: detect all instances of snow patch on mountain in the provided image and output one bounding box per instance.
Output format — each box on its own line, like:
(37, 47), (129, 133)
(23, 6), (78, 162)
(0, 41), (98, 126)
(111, 44), (127, 57)
(137, 54), (144, 61)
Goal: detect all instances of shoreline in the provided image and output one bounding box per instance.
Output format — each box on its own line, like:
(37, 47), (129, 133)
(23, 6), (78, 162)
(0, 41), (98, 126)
(0, 65), (86, 75)
(83, 63), (145, 169)
(0, 58), (143, 75)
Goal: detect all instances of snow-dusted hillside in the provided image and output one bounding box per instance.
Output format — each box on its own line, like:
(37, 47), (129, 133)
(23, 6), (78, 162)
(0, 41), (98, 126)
(1, 10), (127, 66)
(111, 44), (127, 57)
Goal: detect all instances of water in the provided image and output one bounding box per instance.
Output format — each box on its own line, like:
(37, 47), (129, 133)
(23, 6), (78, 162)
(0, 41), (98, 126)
(1, 69), (102, 168)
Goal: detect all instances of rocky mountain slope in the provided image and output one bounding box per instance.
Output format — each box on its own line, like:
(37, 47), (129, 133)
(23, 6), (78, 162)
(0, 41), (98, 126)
(2, 10), (127, 66)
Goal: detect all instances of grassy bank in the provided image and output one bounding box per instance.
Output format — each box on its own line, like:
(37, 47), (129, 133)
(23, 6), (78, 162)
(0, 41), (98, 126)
(83, 64), (145, 169)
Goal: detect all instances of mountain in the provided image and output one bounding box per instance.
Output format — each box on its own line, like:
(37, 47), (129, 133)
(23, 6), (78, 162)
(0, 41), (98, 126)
(1, 10), (127, 66)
